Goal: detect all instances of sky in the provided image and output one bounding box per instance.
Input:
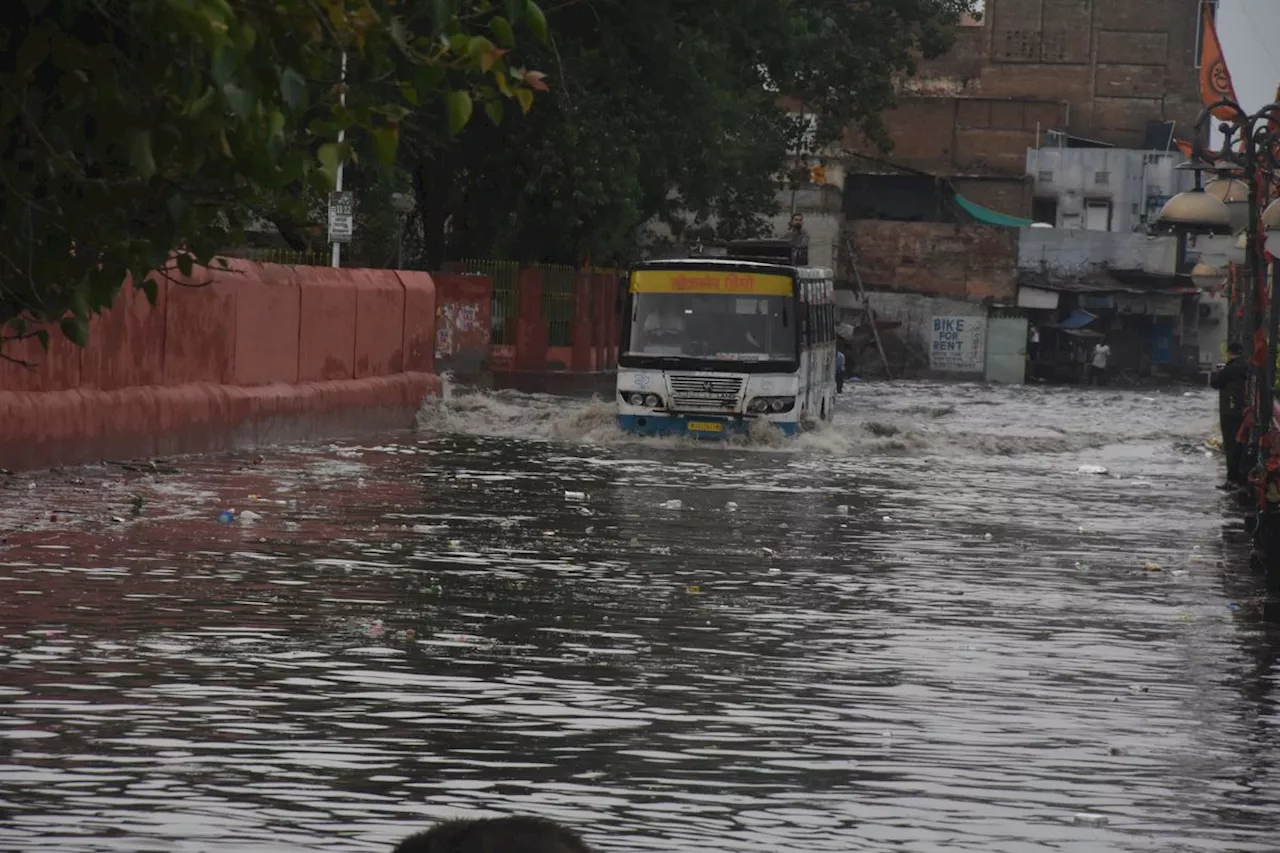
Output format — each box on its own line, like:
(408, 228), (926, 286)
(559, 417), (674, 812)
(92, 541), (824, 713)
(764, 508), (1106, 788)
(1217, 0), (1280, 111)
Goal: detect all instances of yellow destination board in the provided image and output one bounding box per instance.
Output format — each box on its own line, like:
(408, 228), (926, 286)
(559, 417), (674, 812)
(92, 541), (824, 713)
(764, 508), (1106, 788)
(630, 269), (793, 296)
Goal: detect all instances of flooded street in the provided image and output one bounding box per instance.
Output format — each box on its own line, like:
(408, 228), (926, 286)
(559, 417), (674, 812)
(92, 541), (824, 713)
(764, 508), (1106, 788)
(1, 381), (1277, 853)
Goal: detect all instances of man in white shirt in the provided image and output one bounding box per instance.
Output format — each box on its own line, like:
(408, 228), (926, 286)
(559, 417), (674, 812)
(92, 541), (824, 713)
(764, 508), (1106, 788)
(1088, 337), (1111, 386)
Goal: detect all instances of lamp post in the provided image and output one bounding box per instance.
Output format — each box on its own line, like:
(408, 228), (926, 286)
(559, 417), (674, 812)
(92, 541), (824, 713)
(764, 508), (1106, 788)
(1154, 98), (1280, 618)
(390, 192), (416, 269)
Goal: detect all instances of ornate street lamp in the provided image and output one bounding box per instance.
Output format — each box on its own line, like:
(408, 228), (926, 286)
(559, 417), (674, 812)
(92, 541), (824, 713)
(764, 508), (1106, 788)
(1156, 98), (1280, 617)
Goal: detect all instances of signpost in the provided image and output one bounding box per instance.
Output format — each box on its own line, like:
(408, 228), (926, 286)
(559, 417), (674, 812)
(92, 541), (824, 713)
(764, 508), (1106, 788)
(327, 191), (354, 245)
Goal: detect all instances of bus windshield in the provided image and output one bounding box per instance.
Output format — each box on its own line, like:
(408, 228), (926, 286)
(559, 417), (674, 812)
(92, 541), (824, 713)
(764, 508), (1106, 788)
(627, 293), (796, 362)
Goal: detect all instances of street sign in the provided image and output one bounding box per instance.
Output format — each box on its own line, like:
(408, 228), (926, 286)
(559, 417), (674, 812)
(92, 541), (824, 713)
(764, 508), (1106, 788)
(328, 191), (354, 243)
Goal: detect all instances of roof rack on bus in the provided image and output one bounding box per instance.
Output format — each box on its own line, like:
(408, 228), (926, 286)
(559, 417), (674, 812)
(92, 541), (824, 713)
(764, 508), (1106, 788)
(722, 238), (807, 267)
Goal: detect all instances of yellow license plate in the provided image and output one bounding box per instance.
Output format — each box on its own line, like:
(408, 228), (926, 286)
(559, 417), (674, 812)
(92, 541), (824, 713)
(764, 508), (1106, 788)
(687, 421), (724, 433)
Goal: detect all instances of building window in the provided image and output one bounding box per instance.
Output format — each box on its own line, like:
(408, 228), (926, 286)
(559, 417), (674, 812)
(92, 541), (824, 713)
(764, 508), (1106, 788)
(1032, 197), (1059, 226)
(1094, 171), (1110, 186)
(1038, 170), (1054, 184)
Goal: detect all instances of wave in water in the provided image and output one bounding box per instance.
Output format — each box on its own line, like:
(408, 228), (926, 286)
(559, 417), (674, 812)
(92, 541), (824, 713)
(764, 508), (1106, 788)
(415, 379), (1219, 458)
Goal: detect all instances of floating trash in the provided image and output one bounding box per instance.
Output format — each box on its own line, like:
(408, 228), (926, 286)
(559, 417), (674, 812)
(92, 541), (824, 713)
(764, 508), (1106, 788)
(725, 501), (739, 512)
(1072, 813), (1108, 827)
(216, 509), (236, 524)
(836, 505), (849, 515)
(661, 499), (683, 510)
(564, 491), (586, 502)
(1142, 562), (1162, 572)
(1077, 464), (1109, 475)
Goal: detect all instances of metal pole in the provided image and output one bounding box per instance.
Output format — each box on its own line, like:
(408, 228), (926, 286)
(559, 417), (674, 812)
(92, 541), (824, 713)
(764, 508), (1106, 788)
(397, 215), (404, 269)
(330, 51), (347, 269)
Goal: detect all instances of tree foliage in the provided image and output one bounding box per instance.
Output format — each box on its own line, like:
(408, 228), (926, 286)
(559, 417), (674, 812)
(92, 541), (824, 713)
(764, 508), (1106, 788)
(0, 0), (548, 348)
(402, 0), (976, 267)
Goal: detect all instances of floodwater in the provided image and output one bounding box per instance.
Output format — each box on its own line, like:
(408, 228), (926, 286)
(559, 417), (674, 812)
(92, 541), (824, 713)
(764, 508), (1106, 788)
(0, 381), (1277, 853)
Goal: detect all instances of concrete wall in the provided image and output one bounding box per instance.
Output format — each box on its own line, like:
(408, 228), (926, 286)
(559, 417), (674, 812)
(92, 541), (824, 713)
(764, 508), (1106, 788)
(1026, 147), (1191, 231)
(862, 292), (989, 378)
(848, 221), (1019, 301)
(1017, 227), (1180, 276)
(0, 259), (440, 472)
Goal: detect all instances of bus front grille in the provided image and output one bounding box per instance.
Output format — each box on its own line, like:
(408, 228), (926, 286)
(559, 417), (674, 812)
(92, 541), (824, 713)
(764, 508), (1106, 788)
(667, 375), (745, 411)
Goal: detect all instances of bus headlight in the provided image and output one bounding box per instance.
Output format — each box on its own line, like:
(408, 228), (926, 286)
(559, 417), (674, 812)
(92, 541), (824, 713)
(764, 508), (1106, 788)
(621, 391), (663, 408)
(748, 397), (795, 414)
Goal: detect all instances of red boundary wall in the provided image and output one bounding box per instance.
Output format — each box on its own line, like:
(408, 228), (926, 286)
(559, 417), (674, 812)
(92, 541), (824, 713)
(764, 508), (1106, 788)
(0, 259), (440, 472)
(492, 269), (620, 375)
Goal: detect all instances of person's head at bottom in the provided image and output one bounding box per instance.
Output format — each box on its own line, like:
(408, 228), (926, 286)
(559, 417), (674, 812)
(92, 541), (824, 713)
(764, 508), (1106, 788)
(393, 816), (594, 853)
(1228, 341), (1244, 357)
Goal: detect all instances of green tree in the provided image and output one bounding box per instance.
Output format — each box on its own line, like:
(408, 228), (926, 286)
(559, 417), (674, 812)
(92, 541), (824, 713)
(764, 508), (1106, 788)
(0, 0), (549, 350)
(402, 0), (976, 267)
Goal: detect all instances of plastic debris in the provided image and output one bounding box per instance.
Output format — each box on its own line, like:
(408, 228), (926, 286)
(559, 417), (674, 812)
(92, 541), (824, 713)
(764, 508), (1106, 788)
(836, 505), (849, 515)
(1142, 562), (1162, 572)
(725, 501), (739, 512)
(239, 509), (262, 523)
(882, 515), (893, 522)
(1077, 464), (1109, 475)
(768, 567), (781, 574)
(661, 499), (683, 510)
(1075, 562), (1090, 571)
(1072, 813), (1108, 827)
(564, 491), (586, 502)
(685, 585), (702, 595)
(216, 509), (236, 524)
(983, 532), (993, 541)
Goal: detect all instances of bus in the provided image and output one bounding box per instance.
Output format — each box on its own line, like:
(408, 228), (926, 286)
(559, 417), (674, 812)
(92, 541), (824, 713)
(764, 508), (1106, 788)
(616, 240), (837, 439)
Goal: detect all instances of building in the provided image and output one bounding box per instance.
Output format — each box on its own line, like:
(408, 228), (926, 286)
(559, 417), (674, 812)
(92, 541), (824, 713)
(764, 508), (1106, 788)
(824, 0), (1215, 383)
(1026, 146), (1193, 232)
(843, 0), (1206, 220)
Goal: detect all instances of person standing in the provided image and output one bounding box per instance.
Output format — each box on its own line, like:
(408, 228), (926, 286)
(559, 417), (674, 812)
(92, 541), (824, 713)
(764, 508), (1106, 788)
(786, 213), (810, 265)
(1088, 337), (1112, 386)
(1211, 341), (1250, 489)
(835, 348), (846, 393)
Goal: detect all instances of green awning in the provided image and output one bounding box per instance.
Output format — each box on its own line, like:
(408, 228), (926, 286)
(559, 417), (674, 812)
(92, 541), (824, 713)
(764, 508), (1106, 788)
(953, 193), (1035, 228)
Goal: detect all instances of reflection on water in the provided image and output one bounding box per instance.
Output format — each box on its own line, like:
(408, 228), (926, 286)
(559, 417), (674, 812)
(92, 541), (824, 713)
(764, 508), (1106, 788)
(0, 382), (1277, 853)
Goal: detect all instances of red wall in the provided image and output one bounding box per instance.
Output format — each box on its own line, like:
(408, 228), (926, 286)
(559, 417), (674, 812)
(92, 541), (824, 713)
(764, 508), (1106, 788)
(492, 268), (620, 374)
(0, 259), (439, 472)
(433, 274), (494, 375)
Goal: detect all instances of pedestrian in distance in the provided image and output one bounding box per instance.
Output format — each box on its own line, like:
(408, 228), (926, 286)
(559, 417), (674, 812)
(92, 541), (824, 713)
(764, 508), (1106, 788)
(835, 348), (846, 394)
(392, 816), (595, 853)
(1088, 336), (1111, 386)
(1211, 341), (1251, 490)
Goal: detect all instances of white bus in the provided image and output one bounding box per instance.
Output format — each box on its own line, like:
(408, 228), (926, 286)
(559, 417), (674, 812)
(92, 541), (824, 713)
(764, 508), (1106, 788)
(616, 244), (837, 439)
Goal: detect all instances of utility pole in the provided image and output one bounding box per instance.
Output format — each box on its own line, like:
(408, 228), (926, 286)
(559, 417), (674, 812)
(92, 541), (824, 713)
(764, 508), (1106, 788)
(330, 51), (348, 268)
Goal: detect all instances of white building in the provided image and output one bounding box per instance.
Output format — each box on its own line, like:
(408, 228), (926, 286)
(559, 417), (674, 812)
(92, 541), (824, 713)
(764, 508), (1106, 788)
(1024, 145), (1193, 233)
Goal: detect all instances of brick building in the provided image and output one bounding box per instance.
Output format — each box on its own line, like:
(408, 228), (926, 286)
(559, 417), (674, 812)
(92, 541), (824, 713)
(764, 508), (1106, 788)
(843, 0), (1205, 220)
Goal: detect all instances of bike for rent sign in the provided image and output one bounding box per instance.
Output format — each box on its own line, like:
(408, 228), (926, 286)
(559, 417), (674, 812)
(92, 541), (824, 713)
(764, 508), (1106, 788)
(930, 315), (987, 372)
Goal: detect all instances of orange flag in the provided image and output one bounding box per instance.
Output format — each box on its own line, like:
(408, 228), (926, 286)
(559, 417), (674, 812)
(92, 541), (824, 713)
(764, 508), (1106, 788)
(1174, 138), (1194, 158)
(1199, 1), (1238, 120)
